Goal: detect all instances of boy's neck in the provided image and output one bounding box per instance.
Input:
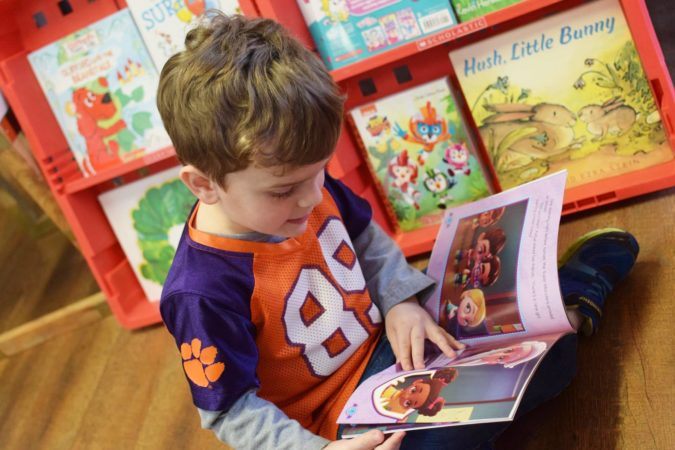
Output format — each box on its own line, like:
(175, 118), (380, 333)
(194, 201), (283, 242)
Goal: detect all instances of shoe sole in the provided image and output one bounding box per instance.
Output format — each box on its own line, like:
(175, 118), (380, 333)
(557, 227), (630, 269)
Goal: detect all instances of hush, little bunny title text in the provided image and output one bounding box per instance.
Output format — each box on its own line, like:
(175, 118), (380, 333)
(462, 16), (616, 77)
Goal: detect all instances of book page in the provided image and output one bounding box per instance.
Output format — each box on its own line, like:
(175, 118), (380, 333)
(339, 331), (566, 429)
(425, 170), (574, 346)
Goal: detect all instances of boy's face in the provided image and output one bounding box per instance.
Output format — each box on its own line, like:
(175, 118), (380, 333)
(214, 158), (330, 237)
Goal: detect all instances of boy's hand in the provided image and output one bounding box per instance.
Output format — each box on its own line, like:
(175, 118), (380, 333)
(325, 430), (405, 450)
(386, 298), (464, 371)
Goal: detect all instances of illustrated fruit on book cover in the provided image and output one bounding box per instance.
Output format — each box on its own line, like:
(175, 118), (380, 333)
(349, 78), (491, 232)
(28, 9), (171, 178)
(297, 0), (458, 70)
(449, 0), (673, 190)
(98, 167), (196, 302)
(128, 0), (242, 71)
(450, 0), (523, 22)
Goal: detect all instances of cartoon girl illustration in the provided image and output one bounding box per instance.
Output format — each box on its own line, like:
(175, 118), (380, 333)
(321, 0), (350, 22)
(445, 289), (488, 339)
(387, 150), (421, 210)
(453, 341), (547, 369)
(443, 143), (472, 176)
(455, 228), (507, 288)
(377, 368), (459, 420)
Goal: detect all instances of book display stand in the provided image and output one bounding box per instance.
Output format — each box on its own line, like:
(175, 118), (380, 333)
(0, 0), (672, 329)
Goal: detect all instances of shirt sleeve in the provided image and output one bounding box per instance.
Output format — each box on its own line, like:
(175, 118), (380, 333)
(160, 292), (260, 412)
(198, 391), (330, 450)
(352, 220), (437, 318)
(323, 172), (372, 241)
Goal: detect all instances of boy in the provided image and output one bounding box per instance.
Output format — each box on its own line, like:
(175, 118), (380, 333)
(157, 13), (639, 450)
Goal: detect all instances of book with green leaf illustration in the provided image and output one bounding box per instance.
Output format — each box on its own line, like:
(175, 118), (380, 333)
(98, 167), (196, 302)
(449, 0), (673, 190)
(348, 77), (492, 232)
(28, 9), (171, 178)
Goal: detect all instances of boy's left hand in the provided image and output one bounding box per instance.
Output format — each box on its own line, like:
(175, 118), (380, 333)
(385, 298), (464, 371)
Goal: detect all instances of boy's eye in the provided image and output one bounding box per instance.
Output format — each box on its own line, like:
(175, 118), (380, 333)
(269, 189), (294, 199)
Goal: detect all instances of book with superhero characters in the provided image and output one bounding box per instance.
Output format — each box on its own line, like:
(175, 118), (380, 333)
(339, 171), (580, 435)
(127, 0), (242, 71)
(98, 166), (196, 302)
(296, 0), (458, 70)
(28, 9), (171, 178)
(449, 0), (673, 190)
(348, 77), (492, 233)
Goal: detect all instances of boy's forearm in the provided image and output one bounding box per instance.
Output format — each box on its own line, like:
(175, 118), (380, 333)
(353, 221), (436, 317)
(198, 390), (330, 450)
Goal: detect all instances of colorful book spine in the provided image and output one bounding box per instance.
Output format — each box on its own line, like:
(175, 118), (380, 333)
(28, 9), (171, 178)
(450, 0), (523, 22)
(349, 78), (491, 232)
(297, 0), (458, 70)
(449, 0), (673, 190)
(127, 0), (242, 71)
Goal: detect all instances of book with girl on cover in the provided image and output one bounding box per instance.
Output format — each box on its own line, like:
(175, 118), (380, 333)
(339, 171), (576, 436)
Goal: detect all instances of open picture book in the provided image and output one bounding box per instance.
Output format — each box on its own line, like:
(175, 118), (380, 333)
(339, 170), (575, 436)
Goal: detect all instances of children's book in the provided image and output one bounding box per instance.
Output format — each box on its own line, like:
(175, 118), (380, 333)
(296, 0), (458, 70)
(449, 0), (673, 190)
(348, 77), (492, 232)
(339, 170), (576, 435)
(127, 0), (242, 71)
(28, 9), (171, 178)
(98, 167), (196, 302)
(451, 0), (523, 22)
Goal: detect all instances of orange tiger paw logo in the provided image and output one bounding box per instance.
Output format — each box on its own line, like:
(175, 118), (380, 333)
(181, 338), (225, 388)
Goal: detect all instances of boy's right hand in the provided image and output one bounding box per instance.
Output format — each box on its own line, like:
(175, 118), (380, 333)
(325, 431), (405, 450)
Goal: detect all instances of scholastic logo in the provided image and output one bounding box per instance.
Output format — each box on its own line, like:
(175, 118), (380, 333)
(416, 17), (488, 50)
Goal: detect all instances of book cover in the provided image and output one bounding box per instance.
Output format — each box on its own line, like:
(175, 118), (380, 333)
(127, 0), (242, 71)
(339, 172), (575, 433)
(349, 78), (491, 232)
(98, 167), (196, 302)
(451, 0), (523, 22)
(296, 0), (458, 70)
(449, 0), (673, 190)
(28, 9), (171, 178)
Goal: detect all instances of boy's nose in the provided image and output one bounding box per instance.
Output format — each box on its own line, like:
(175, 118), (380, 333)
(297, 184), (323, 209)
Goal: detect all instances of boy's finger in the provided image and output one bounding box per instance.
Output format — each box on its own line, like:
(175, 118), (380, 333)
(349, 430), (385, 449)
(397, 335), (413, 371)
(376, 431), (406, 450)
(411, 328), (426, 370)
(428, 327), (463, 358)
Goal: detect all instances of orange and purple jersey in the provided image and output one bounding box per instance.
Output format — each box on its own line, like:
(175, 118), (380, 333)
(160, 175), (383, 439)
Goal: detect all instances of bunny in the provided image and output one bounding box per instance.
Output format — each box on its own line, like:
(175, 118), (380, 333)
(478, 103), (584, 172)
(578, 97), (637, 139)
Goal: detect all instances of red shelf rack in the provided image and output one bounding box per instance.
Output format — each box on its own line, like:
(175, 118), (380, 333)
(0, 0), (672, 328)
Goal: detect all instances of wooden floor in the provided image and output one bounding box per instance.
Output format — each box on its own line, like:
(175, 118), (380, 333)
(0, 187), (99, 334)
(0, 187), (673, 450)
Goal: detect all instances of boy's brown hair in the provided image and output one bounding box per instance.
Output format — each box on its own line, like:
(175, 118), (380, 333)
(157, 13), (344, 186)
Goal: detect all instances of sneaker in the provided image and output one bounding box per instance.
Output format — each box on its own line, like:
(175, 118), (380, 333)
(558, 228), (639, 335)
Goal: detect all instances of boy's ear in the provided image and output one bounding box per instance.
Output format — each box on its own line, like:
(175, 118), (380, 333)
(180, 165), (220, 205)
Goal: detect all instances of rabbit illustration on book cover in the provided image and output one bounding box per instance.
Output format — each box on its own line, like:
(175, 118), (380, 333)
(577, 96), (637, 140)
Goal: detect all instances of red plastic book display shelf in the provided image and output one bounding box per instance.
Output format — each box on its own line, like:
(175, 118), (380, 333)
(0, 0), (672, 329)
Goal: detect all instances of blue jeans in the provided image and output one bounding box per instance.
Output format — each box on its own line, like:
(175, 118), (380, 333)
(339, 333), (578, 450)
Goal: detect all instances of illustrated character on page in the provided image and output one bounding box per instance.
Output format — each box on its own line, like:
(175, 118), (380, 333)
(378, 368), (459, 419)
(393, 101), (452, 165)
(388, 150), (421, 211)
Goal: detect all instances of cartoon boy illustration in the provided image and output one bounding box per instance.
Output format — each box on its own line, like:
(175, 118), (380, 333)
(379, 368), (459, 419)
(472, 207), (506, 229)
(453, 341), (547, 369)
(455, 228), (507, 288)
(445, 289), (488, 339)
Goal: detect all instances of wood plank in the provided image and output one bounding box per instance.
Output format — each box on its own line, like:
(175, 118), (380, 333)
(0, 292), (109, 357)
